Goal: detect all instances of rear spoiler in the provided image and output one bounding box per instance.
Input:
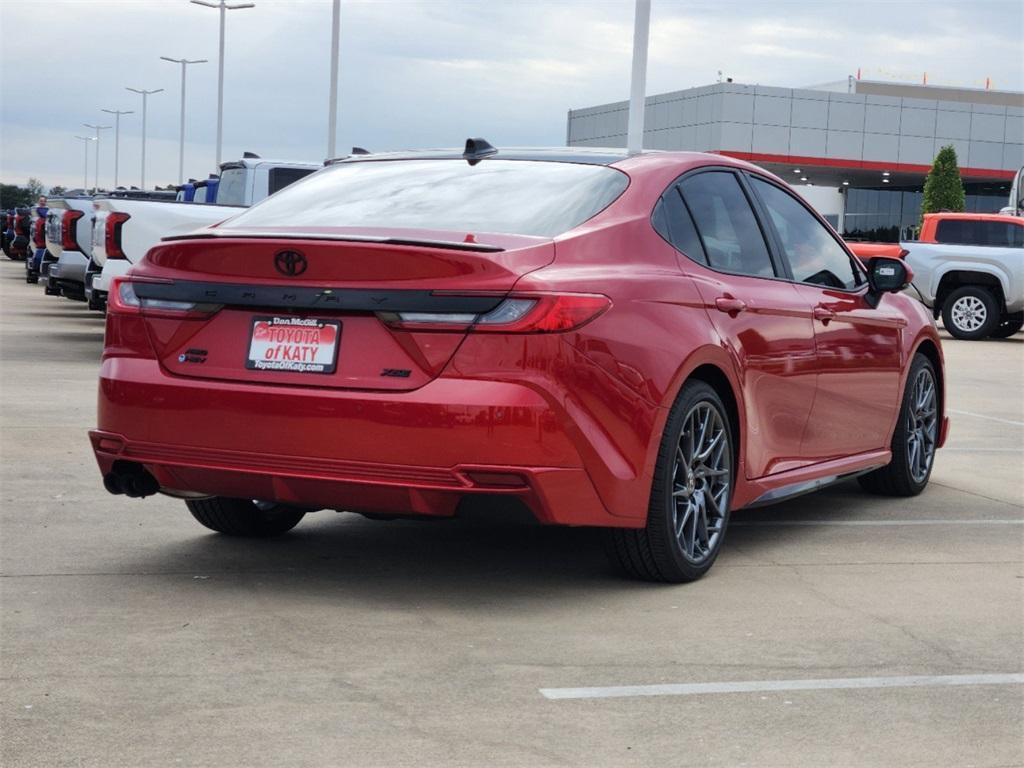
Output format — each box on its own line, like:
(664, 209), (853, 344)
(161, 231), (505, 253)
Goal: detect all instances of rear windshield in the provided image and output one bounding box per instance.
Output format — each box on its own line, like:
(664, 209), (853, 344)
(221, 159), (629, 238)
(216, 168), (248, 206)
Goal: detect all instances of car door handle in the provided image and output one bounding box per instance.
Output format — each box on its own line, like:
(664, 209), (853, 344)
(715, 297), (747, 314)
(813, 306), (836, 324)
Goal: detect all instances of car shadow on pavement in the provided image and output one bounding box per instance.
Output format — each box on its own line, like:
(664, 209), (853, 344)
(104, 481), (886, 605)
(23, 308), (104, 320)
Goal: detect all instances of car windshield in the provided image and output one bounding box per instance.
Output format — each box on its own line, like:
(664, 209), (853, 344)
(220, 159), (629, 238)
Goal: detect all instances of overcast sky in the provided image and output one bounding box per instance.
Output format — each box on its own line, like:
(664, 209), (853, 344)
(2, 0), (1021, 190)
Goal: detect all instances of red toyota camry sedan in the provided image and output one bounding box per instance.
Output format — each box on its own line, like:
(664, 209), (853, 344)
(90, 143), (947, 582)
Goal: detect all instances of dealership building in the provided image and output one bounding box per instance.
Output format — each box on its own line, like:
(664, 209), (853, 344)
(567, 79), (1023, 240)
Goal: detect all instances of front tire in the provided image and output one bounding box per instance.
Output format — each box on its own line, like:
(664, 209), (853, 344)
(604, 380), (733, 583)
(186, 497), (306, 537)
(858, 354), (938, 497)
(942, 286), (999, 340)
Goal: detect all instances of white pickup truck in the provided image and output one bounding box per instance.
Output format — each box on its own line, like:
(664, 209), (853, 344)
(43, 196), (96, 300)
(849, 211), (1024, 340)
(90, 156), (319, 309)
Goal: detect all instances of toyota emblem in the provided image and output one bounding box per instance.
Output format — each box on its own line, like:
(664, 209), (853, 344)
(274, 250), (307, 276)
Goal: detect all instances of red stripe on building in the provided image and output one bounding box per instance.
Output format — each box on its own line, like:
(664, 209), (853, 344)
(714, 151), (1016, 181)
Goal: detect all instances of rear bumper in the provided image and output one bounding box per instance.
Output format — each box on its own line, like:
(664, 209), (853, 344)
(91, 357), (630, 527)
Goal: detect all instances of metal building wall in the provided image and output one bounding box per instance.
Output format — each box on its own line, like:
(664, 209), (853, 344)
(567, 82), (1024, 175)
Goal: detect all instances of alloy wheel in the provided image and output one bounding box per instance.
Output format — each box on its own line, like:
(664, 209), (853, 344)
(950, 295), (987, 333)
(671, 402), (731, 564)
(906, 367), (938, 484)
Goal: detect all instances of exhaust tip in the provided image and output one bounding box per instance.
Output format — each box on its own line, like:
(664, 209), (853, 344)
(103, 473), (124, 495)
(104, 461), (160, 498)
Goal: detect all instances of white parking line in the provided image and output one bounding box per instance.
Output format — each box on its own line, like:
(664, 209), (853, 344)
(540, 673), (1024, 700)
(730, 519), (1024, 527)
(949, 409), (1024, 427)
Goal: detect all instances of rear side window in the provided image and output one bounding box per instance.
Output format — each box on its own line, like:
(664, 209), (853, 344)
(654, 187), (708, 265)
(750, 177), (862, 290)
(935, 219), (1024, 247)
(977, 221), (1023, 247)
(223, 159), (630, 238)
(268, 167), (315, 196)
(678, 172), (775, 277)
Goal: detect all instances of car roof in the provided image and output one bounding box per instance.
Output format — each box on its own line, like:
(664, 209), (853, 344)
(329, 146), (633, 166)
(327, 147), (754, 173)
(924, 212), (1023, 224)
(219, 157), (321, 171)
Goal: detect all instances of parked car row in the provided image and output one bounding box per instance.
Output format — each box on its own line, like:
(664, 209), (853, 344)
(4, 154), (318, 315)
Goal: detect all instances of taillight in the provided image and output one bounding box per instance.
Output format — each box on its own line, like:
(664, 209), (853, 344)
(62, 210), (84, 250)
(378, 293), (611, 333)
(104, 212), (130, 259)
(33, 218), (46, 248)
(109, 277), (219, 318)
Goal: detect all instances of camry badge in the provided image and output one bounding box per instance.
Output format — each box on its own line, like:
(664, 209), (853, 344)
(274, 250), (308, 277)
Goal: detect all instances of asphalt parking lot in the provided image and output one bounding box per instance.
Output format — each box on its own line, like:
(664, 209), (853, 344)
(1, 259), (1021, 768)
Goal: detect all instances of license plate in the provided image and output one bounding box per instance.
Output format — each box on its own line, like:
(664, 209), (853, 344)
(246, 316), (340, 374)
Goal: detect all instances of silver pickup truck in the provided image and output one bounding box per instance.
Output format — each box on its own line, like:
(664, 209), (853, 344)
(901, 213), (1023, 340)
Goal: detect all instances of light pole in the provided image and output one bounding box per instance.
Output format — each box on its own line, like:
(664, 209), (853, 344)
(74, 136), (96, 191)
(327, 0), (340, 159)
(626, 0), (651, 155)
(126, 87), (164, 190)
(101, 108), (134, 188)
(161, 56), (208, 185)
(190, 0), (255, 170)
(83, 123), (111, 193)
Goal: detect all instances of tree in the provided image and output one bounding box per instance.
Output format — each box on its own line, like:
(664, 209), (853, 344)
(25, 177), (44, 201)
(0, 183), (32, 207)
(48, 185), (67, 196)
(922, 145), (965, 216)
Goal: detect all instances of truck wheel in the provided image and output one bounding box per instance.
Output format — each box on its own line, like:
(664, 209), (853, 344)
(858, 354), (938, 497)
(186, 497), (306, 537)
(990, 312), (1023, 339)
(603, 380), (734, 583)
(942, 286), (1000, 340)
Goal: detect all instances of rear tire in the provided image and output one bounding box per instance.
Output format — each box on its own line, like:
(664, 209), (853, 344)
(858, 354), (938, 497)
(603, 380), (734, 583)
(990, 312), (1023, 339)
(186, 497), (306, 537)
(942, 286), (999, 340)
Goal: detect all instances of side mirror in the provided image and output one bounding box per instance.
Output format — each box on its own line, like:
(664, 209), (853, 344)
(866, 256), (912, 307)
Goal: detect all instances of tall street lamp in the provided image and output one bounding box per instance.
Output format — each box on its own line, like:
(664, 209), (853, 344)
(161, 56), (208, 185)
(327, 0), (340, 159)
(190, 0), (255, 170)
(74, 135), (96, 191)
(626, 0), (651, 155)
(101, 108), (134, 188)
(83, 122), (111, 193)
(126, 87), (164, 190)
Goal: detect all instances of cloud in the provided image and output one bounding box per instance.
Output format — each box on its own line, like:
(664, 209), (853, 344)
(1, 0), (1020, 190)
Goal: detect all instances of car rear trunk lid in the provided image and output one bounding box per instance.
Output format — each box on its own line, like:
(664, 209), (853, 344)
(130, 229), (553, 391)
